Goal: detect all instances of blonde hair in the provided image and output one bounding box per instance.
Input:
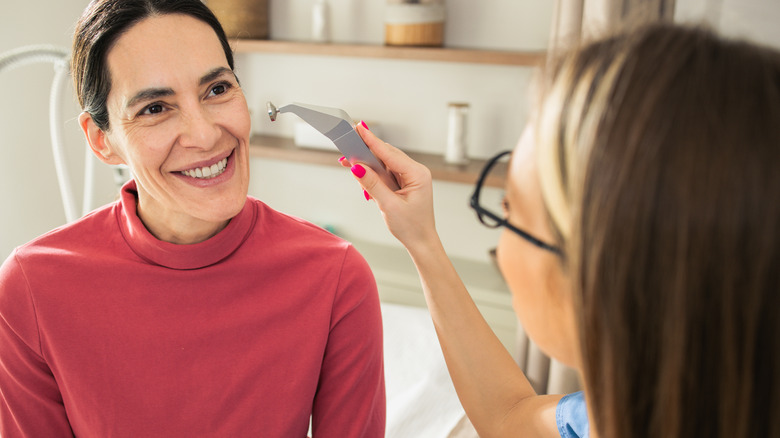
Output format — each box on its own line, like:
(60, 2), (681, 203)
(535, 24), (780, 437)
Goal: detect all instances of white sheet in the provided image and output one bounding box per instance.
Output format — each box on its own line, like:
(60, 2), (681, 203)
(381, 302), (473, 438)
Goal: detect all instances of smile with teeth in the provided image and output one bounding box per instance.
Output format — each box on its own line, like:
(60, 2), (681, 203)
(180, 157), (228, 179)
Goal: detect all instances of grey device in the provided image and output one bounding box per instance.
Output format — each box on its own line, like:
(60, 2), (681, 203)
(267, 102), (400, 191)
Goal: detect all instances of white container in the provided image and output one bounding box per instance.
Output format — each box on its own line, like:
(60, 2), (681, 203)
(294, 121), (381, 151)
(385, 0), (445, 46)
(445, 102), (469, 164)
(312, 0), (331, 43)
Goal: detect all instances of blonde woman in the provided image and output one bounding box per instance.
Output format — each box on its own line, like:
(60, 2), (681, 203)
(344, 23), (780, 437)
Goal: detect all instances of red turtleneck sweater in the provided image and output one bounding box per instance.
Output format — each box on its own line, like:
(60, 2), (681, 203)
(0, 180), (385, 437)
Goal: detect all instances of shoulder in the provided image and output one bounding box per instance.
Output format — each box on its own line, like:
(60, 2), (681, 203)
(248, 197), (351, 249)
(11, 202), (118, 263)
(245, 197), (375, 283)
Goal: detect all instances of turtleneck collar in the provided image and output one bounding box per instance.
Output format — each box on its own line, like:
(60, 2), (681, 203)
(115, 180), (256, 270)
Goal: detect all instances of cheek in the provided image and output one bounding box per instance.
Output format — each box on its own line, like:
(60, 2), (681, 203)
(123, 126), (177, 166)
(497, 231), (536, 297)
(498, 231), (578, 365)
(497, 231), (548, 324)
(219, 95), (251, 139)
(496, 231), (515, 286)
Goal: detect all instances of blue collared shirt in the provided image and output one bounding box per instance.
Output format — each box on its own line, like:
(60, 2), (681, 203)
(556, 391), (590, 438)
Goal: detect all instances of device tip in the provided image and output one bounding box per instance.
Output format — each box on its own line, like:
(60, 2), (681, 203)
(266, 101), (278, 121)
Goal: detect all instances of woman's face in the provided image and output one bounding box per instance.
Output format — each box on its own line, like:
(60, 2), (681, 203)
(86, 13), (251, 243)
(497, 125), (579, 368)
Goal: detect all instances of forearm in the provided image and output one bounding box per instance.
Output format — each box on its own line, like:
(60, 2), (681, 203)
(405, 237), (542, 436)
(346, 126), (564, 435)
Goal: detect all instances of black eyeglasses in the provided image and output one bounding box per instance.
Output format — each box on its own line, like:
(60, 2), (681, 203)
(469, 150), (563, 256)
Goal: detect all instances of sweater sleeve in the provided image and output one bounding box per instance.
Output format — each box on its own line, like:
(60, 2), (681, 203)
(311, 244), (386, 438)
(0, 252), (74, 437)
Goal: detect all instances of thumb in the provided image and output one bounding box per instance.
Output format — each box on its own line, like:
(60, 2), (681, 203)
(356, 122), (405, 172)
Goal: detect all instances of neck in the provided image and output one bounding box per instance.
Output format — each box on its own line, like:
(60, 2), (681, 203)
(136, 199), (229, 245)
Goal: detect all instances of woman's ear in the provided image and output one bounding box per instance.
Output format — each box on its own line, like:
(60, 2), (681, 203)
(79, 111), (125, 165)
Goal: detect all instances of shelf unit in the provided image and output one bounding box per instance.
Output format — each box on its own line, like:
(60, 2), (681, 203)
(232, 39), (546, 66)
(249, 134), (506, 188)
(237, 39), (532, 187)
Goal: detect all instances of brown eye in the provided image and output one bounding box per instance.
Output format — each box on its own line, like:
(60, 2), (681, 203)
(140, 103), (164, 116)
(208, 81), (233, 97)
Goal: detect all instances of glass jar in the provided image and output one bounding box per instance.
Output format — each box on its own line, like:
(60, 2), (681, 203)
(385, 0), (445, 47)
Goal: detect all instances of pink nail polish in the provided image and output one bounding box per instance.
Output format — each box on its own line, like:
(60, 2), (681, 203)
(360, 120), (369, 131)
(338, 156), (346, 163)
(351, 164), (366, 178)
(363, 189), (371, 201)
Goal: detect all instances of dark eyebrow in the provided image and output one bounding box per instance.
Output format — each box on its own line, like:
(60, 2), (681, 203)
(125, 67), (236, 110)
(200, 66), (235, 86)
(126, 87), (175, 110)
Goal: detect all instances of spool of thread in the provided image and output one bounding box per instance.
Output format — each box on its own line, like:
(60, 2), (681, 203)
(312, 0), (331, 43)
(445, 103), (469, 165)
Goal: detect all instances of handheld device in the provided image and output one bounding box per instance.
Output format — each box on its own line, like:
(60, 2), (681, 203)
(267, 101), (400, 191)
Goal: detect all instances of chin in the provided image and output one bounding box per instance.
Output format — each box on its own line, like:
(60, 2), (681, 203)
(208, 197), (247, 222)
(187, 187), (247, 223)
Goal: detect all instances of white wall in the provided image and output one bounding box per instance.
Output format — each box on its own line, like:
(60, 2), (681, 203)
(0, 0), (553, 263)
(2, 0), (779, 263)
(0, 0), (101, 261)
(676, 0), (780, 46)
(242, 0), (553, 261)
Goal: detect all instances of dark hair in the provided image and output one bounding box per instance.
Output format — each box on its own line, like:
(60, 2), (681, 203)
(72, 0), (234, 131)
(537, 24), (780, 437)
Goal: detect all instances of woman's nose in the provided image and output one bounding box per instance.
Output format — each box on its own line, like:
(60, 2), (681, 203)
(178, 104), (222, 149)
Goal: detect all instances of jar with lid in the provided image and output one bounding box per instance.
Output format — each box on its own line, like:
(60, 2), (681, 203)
(385, 0), (445, 47)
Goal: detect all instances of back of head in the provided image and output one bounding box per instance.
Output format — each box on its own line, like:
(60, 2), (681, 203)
(536, 23), (780, 437)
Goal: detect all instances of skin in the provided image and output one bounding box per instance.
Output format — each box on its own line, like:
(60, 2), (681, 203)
(343, 124), (581, 436)
(79, 14), (251, 244)
(498, 126), (579, 368)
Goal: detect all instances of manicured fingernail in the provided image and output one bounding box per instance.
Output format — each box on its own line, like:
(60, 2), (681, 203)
(363, 189), (371, 201)
(360, 120), (369, 130)
(351, 164), (366, 178)
(338, 156), (346, 163)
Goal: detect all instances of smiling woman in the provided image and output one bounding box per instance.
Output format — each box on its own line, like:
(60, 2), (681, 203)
(0, 1), (386, 436)
(81, 13), (251, 244)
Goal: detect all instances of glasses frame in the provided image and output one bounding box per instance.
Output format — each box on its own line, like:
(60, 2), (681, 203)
(469, 150), (563, 257)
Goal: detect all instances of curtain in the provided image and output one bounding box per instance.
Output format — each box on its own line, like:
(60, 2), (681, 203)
(549, 0), (676, 52)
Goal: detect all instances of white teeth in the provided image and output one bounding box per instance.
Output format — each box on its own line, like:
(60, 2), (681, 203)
(181, 157), (228, 179)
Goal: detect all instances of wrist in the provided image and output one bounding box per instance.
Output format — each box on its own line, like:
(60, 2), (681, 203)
(403, 231), (446, 262)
